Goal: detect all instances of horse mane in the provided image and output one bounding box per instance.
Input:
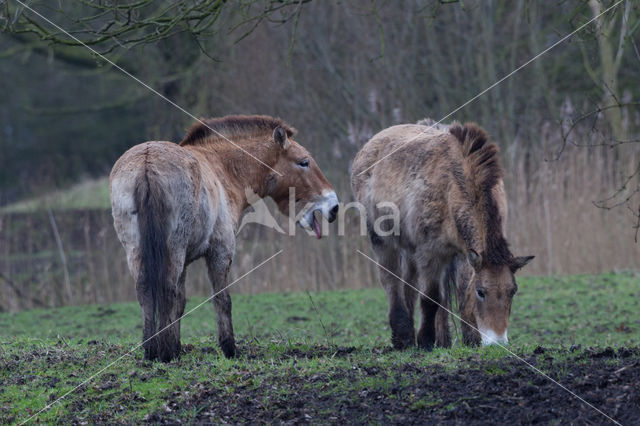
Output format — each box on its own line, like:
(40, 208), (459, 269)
(180, 115), (296, 146)
(449, 123), (502, 192)
(415, 117), (456, 131)
(449, 123), (513, 267)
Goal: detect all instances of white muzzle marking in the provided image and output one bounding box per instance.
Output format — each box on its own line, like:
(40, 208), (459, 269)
(317, 190), (339, 220)
(480, 328), (508, 346)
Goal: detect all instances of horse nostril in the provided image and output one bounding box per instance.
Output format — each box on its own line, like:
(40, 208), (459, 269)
(328, 204), (339, 223)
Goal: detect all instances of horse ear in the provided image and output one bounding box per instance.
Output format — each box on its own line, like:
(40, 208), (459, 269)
(510, 255), (534, 273)
(467, 249), (482, 271)
(273, 127), (290, 150)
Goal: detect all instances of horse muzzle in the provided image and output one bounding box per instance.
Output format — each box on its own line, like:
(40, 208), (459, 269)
(298, 191), (339, 238)
(320, 191), (339, 223)
(479, 327), (508, 346)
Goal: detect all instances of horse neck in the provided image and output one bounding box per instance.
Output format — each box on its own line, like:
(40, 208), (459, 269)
(449, 188), (486, 255)
(193, 140), (278, 221)
(451, 194), (511, 265)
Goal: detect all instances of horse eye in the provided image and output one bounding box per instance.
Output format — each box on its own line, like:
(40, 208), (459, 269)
(298, 159), (310, 168)
(476, 289), (486, 300)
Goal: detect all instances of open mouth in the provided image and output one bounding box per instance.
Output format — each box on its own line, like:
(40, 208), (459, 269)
(296, 191), (339, 239)
(298, 209), (323, 239)
(311, 210), (322, 239)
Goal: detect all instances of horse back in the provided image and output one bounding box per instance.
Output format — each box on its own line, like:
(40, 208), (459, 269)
(352, 122), (508, 256)
(351, 124), (463, 247)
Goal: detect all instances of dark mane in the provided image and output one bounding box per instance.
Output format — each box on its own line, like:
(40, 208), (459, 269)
(449, 123), (514, 267)
(180, 115), (296, 146)
(449, 123), (502, 193)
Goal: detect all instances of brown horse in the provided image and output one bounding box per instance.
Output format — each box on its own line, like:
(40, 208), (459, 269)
(110, 115), (339, 362)
(351, 121), (533, 350)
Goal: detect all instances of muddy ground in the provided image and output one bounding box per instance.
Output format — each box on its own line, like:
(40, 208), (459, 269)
(3, 279), (639, 424)
(143, 346), (639, 425)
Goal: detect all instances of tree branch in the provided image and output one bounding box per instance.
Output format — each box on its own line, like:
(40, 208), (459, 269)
(3, 0), (315, 55)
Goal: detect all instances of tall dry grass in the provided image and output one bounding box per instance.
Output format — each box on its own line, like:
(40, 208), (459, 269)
(507, 121), (640, 276)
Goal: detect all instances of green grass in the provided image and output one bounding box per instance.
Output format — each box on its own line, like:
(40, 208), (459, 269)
(0, 177), (110, 213)
(1, 272), (638, 423)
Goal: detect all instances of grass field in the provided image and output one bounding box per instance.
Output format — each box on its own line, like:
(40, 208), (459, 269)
(1, 273), (639, 423)
(0, 178), (111, 213)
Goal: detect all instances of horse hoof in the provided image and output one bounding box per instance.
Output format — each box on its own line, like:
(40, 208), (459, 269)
(158, 349), (180, 363)
(417, 342), (434, 351)
(391, 333), (415, 350)
(417, 336), (435, 351)
(220, 338), (236, 358)
(143, 346), (158, 361)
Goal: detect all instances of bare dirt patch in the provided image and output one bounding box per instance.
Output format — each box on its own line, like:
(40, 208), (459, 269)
(146, 346), (639, 424)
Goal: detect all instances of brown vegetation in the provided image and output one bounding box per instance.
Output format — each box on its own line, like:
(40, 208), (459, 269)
(1, 119), (639, 312)
(0, 1), (638, 311)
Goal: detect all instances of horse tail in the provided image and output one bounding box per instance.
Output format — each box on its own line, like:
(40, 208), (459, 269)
(134, 169), (170, 360)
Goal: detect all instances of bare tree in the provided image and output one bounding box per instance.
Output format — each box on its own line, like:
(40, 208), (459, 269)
(562, 0), (640, 238)
(1, 0), (313, 63)
(581, 0), (633, 143)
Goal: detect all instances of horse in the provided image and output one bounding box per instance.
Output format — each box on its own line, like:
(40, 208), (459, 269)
(351, 120), (533, 350)
(110, 115), (339, 362)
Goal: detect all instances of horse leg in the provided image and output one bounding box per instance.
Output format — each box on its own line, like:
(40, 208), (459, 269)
(156, 258), (186, 362)
(159, 266), (187, 361)
(402, 254), (418, 328)
(417, 277), (441, 351)
(175, 268), (187, 327)
(373, 245), (414, 350)
(435, 305), (451, 348)
(136, 278), (158, 361)
(130, 251), (160, 361)
(206, 248), (235, 358)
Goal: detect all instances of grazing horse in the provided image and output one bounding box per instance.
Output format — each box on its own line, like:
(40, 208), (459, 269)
(110, 115), (339, 362)
(351, 121), (533, 349)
